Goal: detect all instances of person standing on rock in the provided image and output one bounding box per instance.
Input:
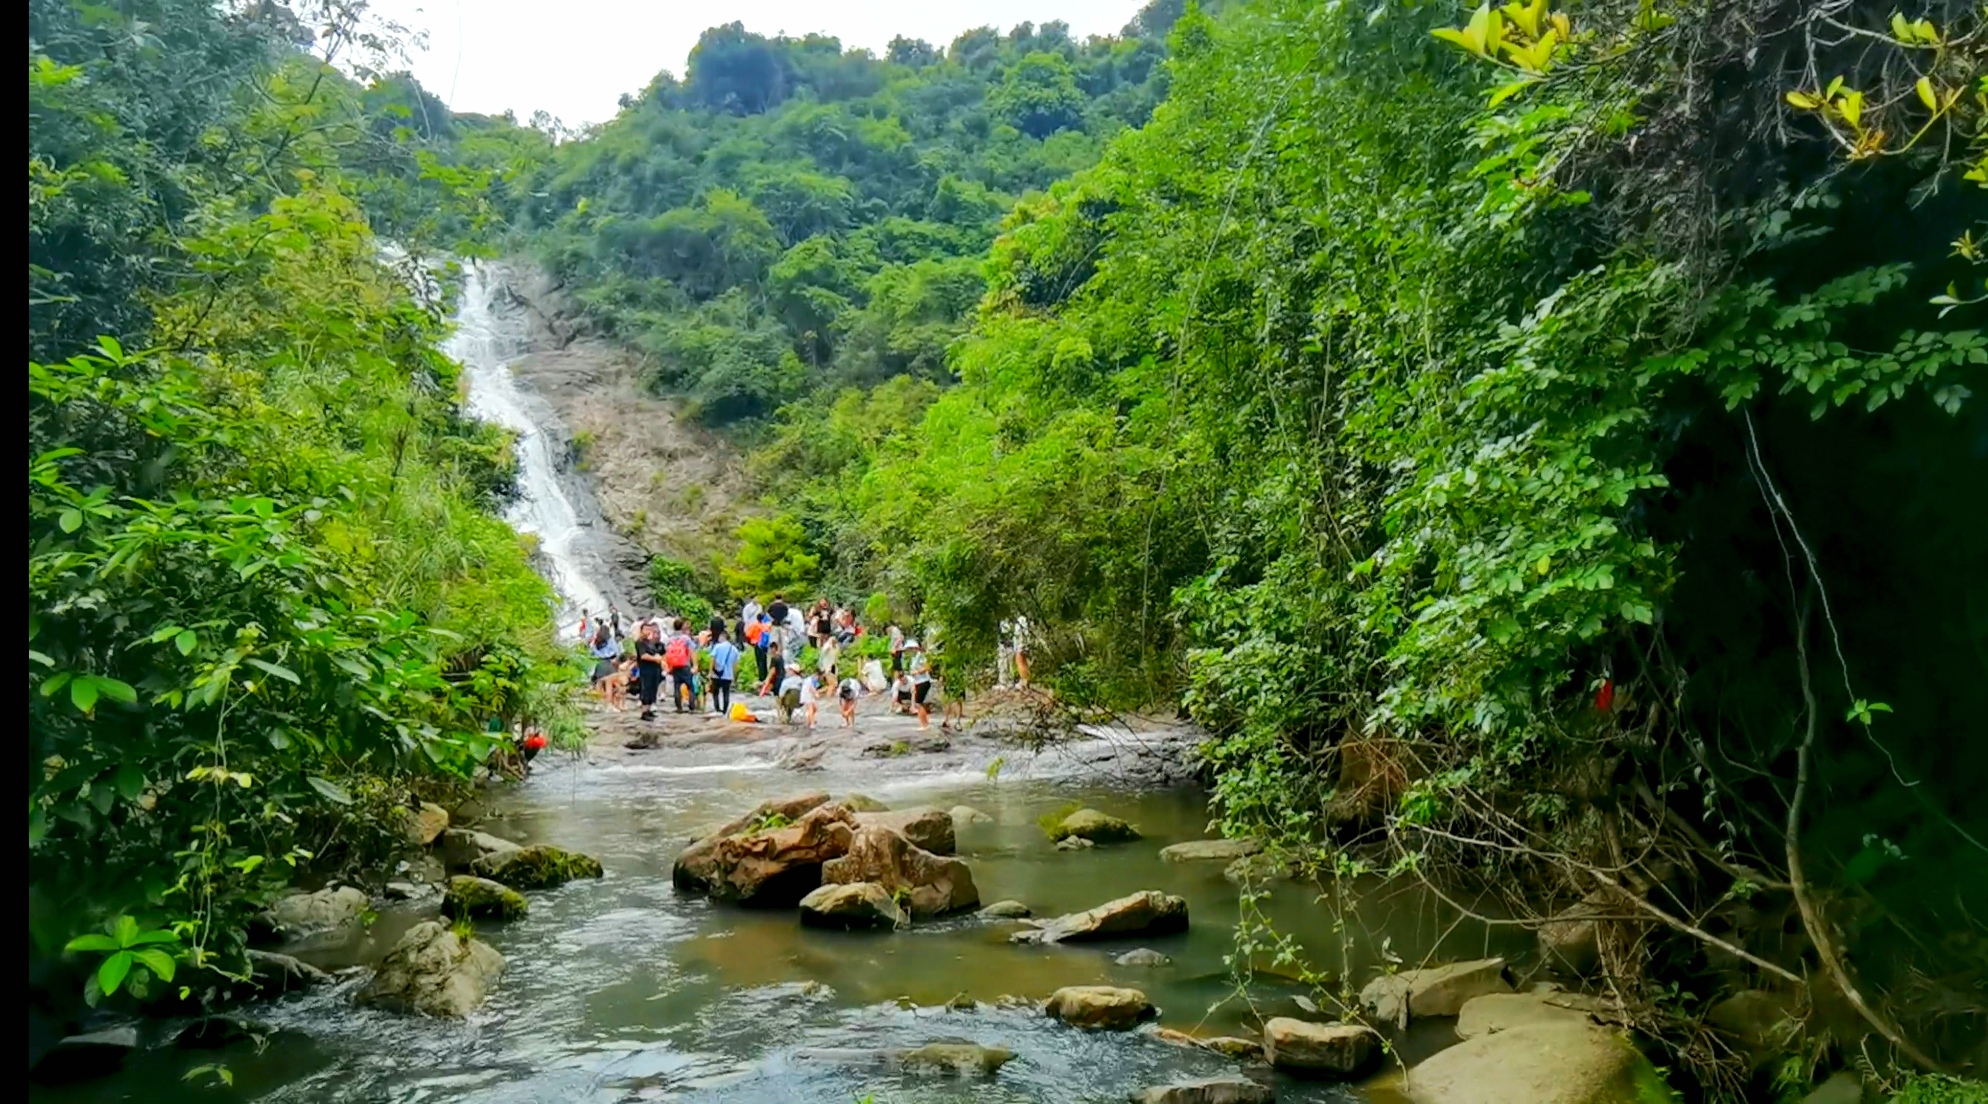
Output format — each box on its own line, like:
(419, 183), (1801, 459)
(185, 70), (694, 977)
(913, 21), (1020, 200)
(708, 630), (740, 716)
(664, 619), (697, 714)
(767, 594), (788, 632)
(905, 640), (934, 731)
(746, 613), (770, 684)
(1012, 615), (1032, 691)
(588, 624), (622, 701)
(741, 595), (762, 631)
(888, 621), (905, 675)
(633, 622), (666, 721)
(759, 636), (786, 696)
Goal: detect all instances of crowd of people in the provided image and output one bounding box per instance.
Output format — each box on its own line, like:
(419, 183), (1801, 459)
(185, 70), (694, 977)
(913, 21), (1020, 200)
(576, 594), (976, 732)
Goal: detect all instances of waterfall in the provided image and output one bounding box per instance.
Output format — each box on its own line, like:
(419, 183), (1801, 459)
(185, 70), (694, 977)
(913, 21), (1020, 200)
(448, 260), (622, 639)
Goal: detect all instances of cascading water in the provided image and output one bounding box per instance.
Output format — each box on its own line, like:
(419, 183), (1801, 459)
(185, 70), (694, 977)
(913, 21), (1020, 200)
(448, 260), (623, 637)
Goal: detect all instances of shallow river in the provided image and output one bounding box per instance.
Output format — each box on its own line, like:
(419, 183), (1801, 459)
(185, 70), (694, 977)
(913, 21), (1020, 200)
(42, 737), (1527, 1104)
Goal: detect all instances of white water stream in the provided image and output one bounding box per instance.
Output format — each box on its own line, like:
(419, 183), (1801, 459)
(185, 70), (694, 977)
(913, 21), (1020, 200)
(447, 260), (621, 638)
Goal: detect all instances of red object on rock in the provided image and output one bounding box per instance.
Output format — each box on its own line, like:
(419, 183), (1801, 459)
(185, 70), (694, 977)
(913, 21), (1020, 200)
(1594, 679), (1615, 714)
(522, 733), (548, 751)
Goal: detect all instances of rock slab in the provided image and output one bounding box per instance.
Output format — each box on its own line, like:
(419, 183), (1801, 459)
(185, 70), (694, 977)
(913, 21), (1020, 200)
(1043, 985), (1156, 1030)
(1262, 1018), (1381, 1077)
(821, 825), (978, 917)
(1158, 838), (1261, 863)
(1360, 957), (1511, 1026)
(1137, 1076), (1275, 1104)
(1011, 890), (1188, 944)
(356, 920), (504, 1017)
(1403, 1021), (1675, 1104)
(799, 881), (907, 930)
(1455, 990), (1602, 1040)
(853, 806), (956, 855)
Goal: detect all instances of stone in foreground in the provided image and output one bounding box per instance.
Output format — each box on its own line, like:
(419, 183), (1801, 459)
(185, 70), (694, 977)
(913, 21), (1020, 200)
(1158, 838), (1260, 863)
(1011, 890), (1188, 944)
(1360, 957), (1511, 1027)
(1137, 1075), (1275, 1104)
(436, 828), (521, 872)
(1050, 807), (1141, 843)
(473, 843), (604, 890)
(1402, 1021), (1676, 1104)
(1043, 985), (1156, 1030)
(821, 825), (978, 917)
(356, 920), (504, 1017)
(441, 875), (529, 922)
(1262, 1018), (1381, 1077)
(798, 881), (907, 930)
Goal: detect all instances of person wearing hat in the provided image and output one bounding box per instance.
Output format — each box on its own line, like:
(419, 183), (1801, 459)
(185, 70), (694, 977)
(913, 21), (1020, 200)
(904, 638), (935, 730)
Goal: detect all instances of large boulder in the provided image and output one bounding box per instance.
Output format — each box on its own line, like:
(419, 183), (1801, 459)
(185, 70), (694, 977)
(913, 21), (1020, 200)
(1456, 990), (1605, 1040)
(854, 806), (955, 855)
(1402, 1021), (1676, 1104)
(1159, 839), (1261, 863)
(396, 801), (449, 846)
(675, 802), (855, 906)
(1048, 807), (1141, 843)
(1043, 985), (1156, 1030)
(821, 825), (979, 917)
(1137, 1076), (1274, 1104)
(472, 843), (603, 890)
(441, 875), (529, 922)
(1263, 1017), (1381, 1077)
(261, 886), (368, 937)
(355, 920), (504, 1018)
(799, 882), (907, 930)
(437, 828), (520, 872)
(1011, 890), (1188, 944)
(1360, 957), (1511, 1027)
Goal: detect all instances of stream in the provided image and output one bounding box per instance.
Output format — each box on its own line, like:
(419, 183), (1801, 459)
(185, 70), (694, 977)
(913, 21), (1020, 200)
(34, 264), (1526, 1104)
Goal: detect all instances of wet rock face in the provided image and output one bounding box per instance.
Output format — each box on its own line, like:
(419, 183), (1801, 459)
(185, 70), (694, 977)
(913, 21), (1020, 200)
(675, 802), (855, 907)
(261, 886), (368, 938)
(1402, 1021), (1676, 1104)
(356, 920), (505, 1018)
(820, 825), (979, 917)
(852, 806), (955, 855)
(1360, 957), (1512, 1027)
(798, 881), (907, 930)
(473, 844), (604, 890)
(1262, 1017), (1381, 1077)
(1011, 890), (1189, 945)
(441, 875), (529, 921)
(1136, 1076), (1275, 1104)
(1042, 985), (1156, 1030)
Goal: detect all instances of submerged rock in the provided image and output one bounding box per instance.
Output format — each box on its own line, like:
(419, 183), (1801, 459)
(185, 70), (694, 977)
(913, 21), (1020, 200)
(1137, 1076), (1274, 1104)
(436, 828), (521, 872)
(261, 886), (368, 937)
(1114, 948), (1173, 967)
(1262, 1017), (1381, 1077)
(441, 875), (529, 921)
(978, 899), (1032, 919)
(473, 843), (603, 890)
(1455, 991), (1602, 1040)
(1401, 1021), (1676, 1104)
(821, 825), (978, 917)
(1043, 985), (1156, 1030)
(1360, 957), (1511, 1027)
(853, 806), (955, 855)
(798, 882), (907, 930)
(356, 920), (504, 1018)
(1158, 838), (1260, 863)
(1049, 807), (1141, 843)
(1011, 890), (1188, 945)
(1055, 835), (1096, 851)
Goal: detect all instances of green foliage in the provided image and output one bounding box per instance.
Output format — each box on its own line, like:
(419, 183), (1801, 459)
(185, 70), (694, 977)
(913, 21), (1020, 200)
(723, 515), (823, 601)
(647, 555), (717, 625)
(63, 915), (180, 1003)
(1892, 1075), (1988, 1104)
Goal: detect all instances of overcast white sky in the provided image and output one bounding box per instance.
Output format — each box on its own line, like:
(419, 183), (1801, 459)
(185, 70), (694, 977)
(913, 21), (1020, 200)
(365, 1), (1149, 129)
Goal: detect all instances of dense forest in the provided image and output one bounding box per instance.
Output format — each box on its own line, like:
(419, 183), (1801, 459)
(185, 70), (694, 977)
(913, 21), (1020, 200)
(26, 0), (1988, 1100)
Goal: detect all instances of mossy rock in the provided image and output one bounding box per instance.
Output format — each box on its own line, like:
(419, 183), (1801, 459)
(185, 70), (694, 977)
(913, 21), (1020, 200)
(442, 875), (529, 922)
(472, 844), (604, 890)
(1049, 808), (1141, 844)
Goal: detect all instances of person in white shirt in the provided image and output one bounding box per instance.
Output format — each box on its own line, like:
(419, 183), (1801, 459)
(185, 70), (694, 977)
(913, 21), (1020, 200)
(741, 597), (762, 627)
(777, 666), (804, 725)
(799, 668), (821, 730)
(905, 641), (934, 731)
(1012, 615), (1032, 690)
(837, 669), (861, 727)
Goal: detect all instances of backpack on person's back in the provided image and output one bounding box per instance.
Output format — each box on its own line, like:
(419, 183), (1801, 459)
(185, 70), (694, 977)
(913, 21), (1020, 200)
(663, 634), (693, 669)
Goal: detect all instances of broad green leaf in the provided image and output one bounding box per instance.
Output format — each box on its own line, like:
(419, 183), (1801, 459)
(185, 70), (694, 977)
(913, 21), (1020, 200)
(65, 933), (121, 953)
(97, 951), (134, 995)
(176, 630), (199, 656)
(58, 509), (83, 533)
(1916, 77), (1937, 110)
(71, 677), (99, 714)
(132, 948), (177, 982)
(306, 776), (353, 805)
(245, 658), (301, 685)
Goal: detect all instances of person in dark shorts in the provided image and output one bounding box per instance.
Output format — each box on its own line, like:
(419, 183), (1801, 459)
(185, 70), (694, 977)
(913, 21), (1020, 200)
(633, 622), (666, 721)
(664, 618), (696, 713)
(905, 640), (934, 730)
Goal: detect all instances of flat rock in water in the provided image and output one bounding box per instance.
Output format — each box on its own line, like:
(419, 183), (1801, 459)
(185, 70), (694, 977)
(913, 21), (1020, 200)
(1012, 890), (1188, 945)
(1042, 985), (1155, 1030)
(441, 875), (529, 921)
(1137, 1076), (1275, 1104)
(1056, 835), (1096, 851)
(1051, 807), (1141, 843)
(798, 881), (906, 930)
(1262, 1017), (1381, 1077)
(821, 825), (978, 917)
(1360, 957), (1511, 1027)
(355, 920), (504, 1018)
(473, 843), (603, 890)
(261, 886), (368, 937)
(891, 1041), (1015, 1076)
(1115, 947), (1173, 967)
(1402, 1021), (1675, 1104)
(978, 899), (1032, 919)
(853, 806), (955, 855)
(1158, 839), (1261, 863)
(1455, 991), (1600, 1040)
(436, 828), (521, 872)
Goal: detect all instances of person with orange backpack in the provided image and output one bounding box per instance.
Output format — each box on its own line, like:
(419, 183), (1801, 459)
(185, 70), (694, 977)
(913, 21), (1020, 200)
(744, 613), (768, 683)
(664, 618), (696, 714)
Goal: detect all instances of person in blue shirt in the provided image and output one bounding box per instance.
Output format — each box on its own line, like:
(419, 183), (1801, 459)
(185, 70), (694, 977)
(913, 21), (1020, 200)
(707, 629), (742, 716)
